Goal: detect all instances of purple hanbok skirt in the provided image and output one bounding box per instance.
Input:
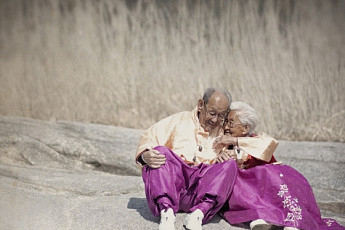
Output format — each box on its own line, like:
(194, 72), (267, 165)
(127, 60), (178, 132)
(221, 164), (345, 230)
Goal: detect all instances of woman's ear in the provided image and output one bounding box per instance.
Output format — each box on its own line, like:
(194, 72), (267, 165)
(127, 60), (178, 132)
(242, 124), (250, 135)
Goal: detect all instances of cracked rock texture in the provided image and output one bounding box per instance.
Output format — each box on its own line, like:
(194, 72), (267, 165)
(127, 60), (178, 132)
(0, 116), (344, 230)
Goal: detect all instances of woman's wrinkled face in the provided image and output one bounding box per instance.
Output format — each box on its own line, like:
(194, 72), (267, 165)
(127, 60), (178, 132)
(223, 111), (247, 137)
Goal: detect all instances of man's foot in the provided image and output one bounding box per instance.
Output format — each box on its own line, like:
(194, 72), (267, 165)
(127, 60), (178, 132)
(159, 208), (176, 230)
(183, 209), (204, 230)
(249, 219), (274, 230)
(284, 227), (299, 230)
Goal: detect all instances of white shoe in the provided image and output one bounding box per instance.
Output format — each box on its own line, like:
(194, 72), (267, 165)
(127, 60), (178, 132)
(159, 208), (176, 230)
(183, 209), (204, 230)
(250, 219), (273, 230)
(284, 227), (299, 230)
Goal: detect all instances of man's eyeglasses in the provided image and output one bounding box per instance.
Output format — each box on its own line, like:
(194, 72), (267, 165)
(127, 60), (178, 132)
(204, 102), (229, 121)
(223, 119), (242, 128)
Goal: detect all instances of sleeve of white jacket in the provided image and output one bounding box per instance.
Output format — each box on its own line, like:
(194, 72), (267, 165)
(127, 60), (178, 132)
(237, 132), (279, 162)
(135, 114), (176, 163)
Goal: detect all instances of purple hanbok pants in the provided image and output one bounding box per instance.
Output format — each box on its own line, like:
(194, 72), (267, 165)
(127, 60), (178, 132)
(142, 146), (238, 224)
(221, 164), (345, 230)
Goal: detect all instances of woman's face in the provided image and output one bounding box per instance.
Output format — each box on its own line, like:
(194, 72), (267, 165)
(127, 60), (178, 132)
(223, 110), (248, 137)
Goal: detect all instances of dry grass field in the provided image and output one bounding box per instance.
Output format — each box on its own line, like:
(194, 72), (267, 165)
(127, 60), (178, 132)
(0, 0), (344, 142)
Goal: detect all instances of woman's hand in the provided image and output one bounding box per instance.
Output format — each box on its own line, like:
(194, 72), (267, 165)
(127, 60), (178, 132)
(213, 135), (238, 150)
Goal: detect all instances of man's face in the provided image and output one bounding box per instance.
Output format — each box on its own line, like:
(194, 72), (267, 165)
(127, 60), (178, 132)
(198, 92), (229, 133)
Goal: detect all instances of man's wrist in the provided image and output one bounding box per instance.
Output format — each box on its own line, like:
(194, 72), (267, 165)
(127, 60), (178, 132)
(138, 151), (147, 165)
(141, 153), (147, 164)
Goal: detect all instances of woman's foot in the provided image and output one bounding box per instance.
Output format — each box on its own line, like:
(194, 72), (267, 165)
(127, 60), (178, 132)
(250, 219), (274, 230)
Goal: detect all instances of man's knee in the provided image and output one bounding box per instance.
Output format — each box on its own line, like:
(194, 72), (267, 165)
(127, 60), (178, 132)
(153, 146), (176, 159)
(153, 146), (169, 154)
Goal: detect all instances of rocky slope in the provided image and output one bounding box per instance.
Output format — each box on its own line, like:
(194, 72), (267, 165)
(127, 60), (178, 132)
(0, 116), (344, 230)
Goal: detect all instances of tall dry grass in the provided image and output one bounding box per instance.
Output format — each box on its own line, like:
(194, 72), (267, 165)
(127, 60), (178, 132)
(0, 0), (344, 142)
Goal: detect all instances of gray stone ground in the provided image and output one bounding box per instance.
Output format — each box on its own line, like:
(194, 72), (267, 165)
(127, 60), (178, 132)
(0, 116), (344, 230)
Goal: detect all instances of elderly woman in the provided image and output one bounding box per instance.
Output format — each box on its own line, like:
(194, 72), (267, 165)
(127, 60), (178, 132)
(215, 102), (344, 230)
(214, 101), (278, 169)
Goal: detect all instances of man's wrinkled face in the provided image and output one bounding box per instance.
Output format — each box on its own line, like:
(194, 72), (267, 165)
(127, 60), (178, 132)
(198, 92), (229, 133)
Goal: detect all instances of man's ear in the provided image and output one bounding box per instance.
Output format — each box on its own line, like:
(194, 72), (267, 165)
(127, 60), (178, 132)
(197, 99), (204, 111)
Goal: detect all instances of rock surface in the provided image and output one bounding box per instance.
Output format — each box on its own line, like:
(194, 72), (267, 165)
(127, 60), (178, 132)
(0, 116), (344, 230)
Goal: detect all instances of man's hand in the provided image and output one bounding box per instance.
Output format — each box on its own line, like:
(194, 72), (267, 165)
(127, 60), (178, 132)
(142, 148), (166, 168)
(214, 149), (237, 163)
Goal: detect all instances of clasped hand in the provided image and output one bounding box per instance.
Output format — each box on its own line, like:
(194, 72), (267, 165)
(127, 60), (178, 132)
(213, 135), (239, 164)
(141, 148), (166, 168)
(214, 149), (237, 163)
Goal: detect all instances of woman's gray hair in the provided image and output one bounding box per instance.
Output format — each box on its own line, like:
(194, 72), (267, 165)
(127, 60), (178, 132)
(230, 101), (258, 135)
(203, 88), (232, 105)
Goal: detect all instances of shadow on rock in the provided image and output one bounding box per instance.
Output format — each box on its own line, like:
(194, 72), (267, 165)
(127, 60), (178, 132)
(127, 197), (159, 223)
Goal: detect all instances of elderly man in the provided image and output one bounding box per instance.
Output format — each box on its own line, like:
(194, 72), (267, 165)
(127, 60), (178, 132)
(135, 88), (238, 230)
